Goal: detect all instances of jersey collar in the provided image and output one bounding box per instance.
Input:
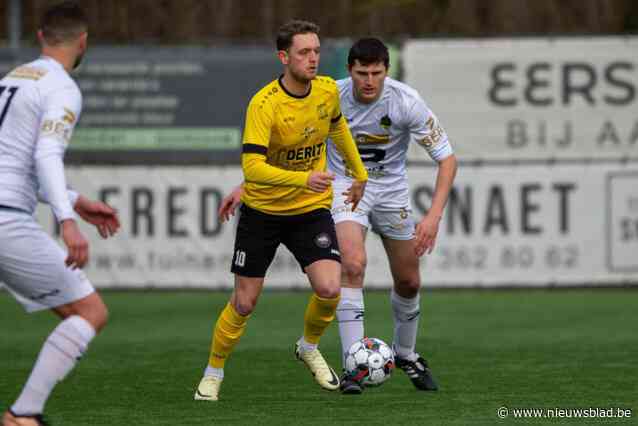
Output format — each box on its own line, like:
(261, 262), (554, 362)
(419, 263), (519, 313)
(278, 75), (311, 99)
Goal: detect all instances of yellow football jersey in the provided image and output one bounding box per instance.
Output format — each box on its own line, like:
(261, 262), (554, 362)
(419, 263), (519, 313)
(241, 75), (367, 215)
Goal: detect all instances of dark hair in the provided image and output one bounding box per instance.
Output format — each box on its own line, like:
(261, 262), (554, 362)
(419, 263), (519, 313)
(40, 1), (87, 45)
(276, 20), (320, 51)
(348, 38), (390, 69)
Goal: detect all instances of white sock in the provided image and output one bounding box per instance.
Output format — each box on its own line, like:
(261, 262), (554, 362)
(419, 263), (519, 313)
(296, 336), (317, 354)
(11, 316), (96, 416)
(391, 290), (420, 362)
(336, 287), (364, 368)
(204, 365), (224, 380)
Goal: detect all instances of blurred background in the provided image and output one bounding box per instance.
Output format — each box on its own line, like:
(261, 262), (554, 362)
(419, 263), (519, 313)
(0, 0), (636, 289)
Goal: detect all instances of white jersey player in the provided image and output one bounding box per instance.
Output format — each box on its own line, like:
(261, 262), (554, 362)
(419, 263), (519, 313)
(329, 38), (457, 394)
(1, 3), (119, 426)
(328, 77), (453, 236)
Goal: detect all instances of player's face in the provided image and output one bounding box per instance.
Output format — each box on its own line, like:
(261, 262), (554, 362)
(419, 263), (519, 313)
(349, 60), (388, 104)
(281, 33), (320, 83)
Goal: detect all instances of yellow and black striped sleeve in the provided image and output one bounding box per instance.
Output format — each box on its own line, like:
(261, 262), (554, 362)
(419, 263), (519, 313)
(329, 114), (368, 182)
(241, 98), (310, 187)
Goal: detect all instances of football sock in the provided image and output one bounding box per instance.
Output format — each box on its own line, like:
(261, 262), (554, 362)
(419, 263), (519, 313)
(336, 287), (365, 367)
(208, 303), (250, 369)
(11, 316), (96, 416)
(391, 290), (420, 361)
(204, 365), (224, 380)
(302, 293), (340, 348)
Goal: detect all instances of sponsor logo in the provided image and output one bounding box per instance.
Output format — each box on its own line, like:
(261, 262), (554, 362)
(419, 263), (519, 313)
(356, 133), (390, 145)
(331, 249), (341, 256)
(354, 310), (365, 320)
(302, 126), (317, 140)
(418, 116), (444, 149)
(62, 108), (77, 124)
(315, 232), (332, 248)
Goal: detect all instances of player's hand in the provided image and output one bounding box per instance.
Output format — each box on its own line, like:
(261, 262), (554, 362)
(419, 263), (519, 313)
(307, 171), (335, 193)
(61, 219), (89, 269)
(219, 185), (243, 223)
(414, 213), (441, 257)
(74, 196), (120, 239)
(343, 179), (366, 212)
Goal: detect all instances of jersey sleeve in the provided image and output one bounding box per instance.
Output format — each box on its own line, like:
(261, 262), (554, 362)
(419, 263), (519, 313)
(34, 84), (82, 222)
(405, 94), (453, 162)
(329, 114), (367, 182)
(242, 97), (309, 187)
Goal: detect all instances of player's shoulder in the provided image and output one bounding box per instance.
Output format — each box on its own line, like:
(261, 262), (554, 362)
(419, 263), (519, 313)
(313, 75), (339, 95)
(34, 58), (81, 98)
(335, 77), (352, 94)
(248, 78), (281, 110)
(384, 77), (423, 105)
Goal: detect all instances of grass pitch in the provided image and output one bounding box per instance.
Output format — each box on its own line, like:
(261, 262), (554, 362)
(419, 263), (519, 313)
(1, 289), (636, 425)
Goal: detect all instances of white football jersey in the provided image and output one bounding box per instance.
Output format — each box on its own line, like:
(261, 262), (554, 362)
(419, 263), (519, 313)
(327, 77), (452, 187)
(0, 56), (81, 221)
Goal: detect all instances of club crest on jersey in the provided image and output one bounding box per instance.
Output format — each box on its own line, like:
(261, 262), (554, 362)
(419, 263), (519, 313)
(316, 103), (329, 120)
(314, 233), (332, 248)
(380, 115), (392, 129)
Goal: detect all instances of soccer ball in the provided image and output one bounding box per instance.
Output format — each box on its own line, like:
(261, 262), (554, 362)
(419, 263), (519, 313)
(344, 337), (395, 386)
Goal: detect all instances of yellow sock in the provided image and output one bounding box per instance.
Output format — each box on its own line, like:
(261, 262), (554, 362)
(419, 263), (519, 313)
(208, 303), (250, 368)
(303, 293), (340, 345)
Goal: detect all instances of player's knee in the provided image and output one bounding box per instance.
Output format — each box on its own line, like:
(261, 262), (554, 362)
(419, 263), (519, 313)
(233, 296), (258, 316)
(341, 255), (366, 283)
(395, 277), (421, 298)
(83, 299), (109, 333)
(314, 281), (341, 299)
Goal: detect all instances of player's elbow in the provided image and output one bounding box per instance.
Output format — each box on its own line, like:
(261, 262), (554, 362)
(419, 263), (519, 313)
(241, 155), (263, 183)
(439, 154), (458, 176)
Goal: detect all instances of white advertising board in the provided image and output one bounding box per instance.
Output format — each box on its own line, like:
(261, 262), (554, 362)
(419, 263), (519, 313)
(28, 165), (638, 288)
(403, 37), (638, 162)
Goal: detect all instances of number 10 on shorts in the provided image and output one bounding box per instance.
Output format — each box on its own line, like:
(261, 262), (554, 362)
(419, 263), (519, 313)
(234, 250), (246, 267)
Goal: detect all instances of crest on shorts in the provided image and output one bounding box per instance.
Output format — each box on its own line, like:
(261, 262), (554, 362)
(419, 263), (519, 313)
(314, 233), (331, 248)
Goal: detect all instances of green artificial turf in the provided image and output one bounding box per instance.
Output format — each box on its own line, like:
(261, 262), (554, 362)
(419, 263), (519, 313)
(1, 289), (636, 425)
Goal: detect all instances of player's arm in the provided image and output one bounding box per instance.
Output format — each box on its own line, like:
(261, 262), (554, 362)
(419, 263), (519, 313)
(241, 99), (310, 188)
(38, 187), (120, 238)
(219, 183), (243, 222)
(408, 97), (458, 256)
(35, 85), (89, 267)
(34, 85), (81, 224)
(328, 110), (368, 210)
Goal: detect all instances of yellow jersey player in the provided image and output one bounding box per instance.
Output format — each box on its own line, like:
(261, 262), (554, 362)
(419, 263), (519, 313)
(194, 20), (368, 401)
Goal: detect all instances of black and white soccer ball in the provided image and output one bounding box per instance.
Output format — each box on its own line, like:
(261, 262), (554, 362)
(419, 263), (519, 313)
(344, 337), (395, 386)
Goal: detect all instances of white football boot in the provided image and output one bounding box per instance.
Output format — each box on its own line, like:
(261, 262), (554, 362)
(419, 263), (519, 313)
(194, 376), (222, 401)
(295, 342), (340, 391)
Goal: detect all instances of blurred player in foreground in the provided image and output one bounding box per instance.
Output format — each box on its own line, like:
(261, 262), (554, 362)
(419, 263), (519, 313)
(219, 38), (458, 395)
(0, 2), (120, 425)
(194, 20), (367, 401)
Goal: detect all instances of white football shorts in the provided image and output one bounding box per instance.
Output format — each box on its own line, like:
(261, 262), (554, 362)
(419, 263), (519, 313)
(0, 209), (94, 313)
(331, 179), (415, 240)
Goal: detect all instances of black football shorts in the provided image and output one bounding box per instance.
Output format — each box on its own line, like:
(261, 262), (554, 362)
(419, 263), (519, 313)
(230, 204), (341, 277)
